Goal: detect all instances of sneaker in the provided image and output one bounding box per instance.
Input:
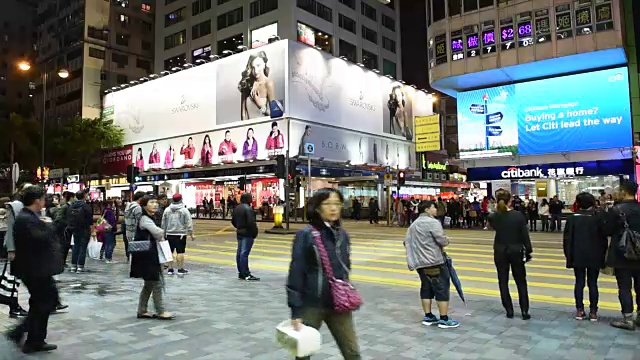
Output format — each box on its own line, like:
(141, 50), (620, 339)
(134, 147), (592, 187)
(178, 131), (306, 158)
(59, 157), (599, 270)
(167, 268), (175, 275)
(70, 266), (77, 273)
(575, 309), (586, 320)
(589, 312), (598, 322)
(437, 319), (460, 329)
(611, 315), (636, 331)
(421, 314), (439, 326)
(76, 267), (85, 273)
(177, 269), (189, 275)
(9, 307), (28, 319)
(244, 274), (260, 281)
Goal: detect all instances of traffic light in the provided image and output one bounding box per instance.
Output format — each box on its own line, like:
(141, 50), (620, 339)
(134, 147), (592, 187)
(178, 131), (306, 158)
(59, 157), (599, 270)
(275, 155), (286, 179)
(296, 177), (302, 190)
(126, 164), (139, 184)
(397, 170), (406, 186)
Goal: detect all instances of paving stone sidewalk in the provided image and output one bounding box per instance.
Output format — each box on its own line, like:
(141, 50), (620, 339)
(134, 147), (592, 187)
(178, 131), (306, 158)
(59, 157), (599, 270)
(0, 259), (638, 360)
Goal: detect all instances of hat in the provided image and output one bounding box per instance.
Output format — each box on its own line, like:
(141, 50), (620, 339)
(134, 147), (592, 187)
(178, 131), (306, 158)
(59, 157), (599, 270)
(172, 193), (182, 202)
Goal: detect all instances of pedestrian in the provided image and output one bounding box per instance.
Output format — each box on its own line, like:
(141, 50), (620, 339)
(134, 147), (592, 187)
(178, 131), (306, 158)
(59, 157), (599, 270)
(227, 195), (236, 218)
(352, 198), (361, 221)
(153, 194), (168, 227)
(527, 199), (538, 232)
(286, 188), (361, 360)
(481, 197), (489, 228)
(231, 193), (260, 281)
(102, 200), (118, 263)
(604, 180), (640, 330)
(539, 198), (550, 232)
(563, 192), (607, 321)
(436, 197), (447, 225)
(6, 185), (62, 354)
(130, 195), (175, 320)
(488, 189), (532, 320)
(124, 191), (146, 263)
(404, 200), (459, 329)
(68, 191), (93, 273)
(162, 193), (194, 275)
(368, 198), (379, 224)
(549, 195), (564, 231)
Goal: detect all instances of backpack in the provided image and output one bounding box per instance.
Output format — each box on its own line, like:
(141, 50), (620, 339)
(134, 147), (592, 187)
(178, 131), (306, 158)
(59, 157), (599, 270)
(67, 203), (86, 230)
(618, 211), (640, 260)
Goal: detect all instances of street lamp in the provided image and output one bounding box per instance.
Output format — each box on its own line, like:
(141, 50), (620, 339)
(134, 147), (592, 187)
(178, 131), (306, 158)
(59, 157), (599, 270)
(17, 61), (69, 181)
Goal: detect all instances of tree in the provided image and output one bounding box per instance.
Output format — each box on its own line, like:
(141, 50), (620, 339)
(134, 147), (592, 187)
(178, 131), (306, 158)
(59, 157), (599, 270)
(2, 113), (40, 169)
(48, 117), (124, 176)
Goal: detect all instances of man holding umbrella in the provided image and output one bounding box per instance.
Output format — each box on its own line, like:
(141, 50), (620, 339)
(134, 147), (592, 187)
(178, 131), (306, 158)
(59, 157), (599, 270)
(404, 200), (460, 329)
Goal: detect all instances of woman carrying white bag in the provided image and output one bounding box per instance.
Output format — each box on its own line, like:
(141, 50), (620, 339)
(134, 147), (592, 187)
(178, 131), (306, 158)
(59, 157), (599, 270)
(129, 195), (175, 320)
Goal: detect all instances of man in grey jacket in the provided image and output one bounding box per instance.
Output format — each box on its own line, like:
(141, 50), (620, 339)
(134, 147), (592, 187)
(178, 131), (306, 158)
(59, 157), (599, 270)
(161, 193), (194, 275)
(404, 200), (459, 329)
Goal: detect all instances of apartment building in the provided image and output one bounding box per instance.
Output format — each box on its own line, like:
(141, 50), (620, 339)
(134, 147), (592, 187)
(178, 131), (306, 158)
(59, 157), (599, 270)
(34, 0), (155, 124)
(157, 0), (402, 78)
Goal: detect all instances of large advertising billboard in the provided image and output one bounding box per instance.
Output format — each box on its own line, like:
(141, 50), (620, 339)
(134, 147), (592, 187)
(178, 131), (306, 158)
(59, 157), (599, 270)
(457, 67), (632, 159)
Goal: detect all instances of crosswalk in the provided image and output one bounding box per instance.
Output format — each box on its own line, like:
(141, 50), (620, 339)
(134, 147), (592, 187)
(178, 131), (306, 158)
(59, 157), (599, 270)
(186, 226), (622, 311)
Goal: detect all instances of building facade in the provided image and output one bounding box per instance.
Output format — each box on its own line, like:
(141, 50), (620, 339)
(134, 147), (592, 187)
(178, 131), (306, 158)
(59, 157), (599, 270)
(33, 0), (155, 125)
(156, 0), (402, 78)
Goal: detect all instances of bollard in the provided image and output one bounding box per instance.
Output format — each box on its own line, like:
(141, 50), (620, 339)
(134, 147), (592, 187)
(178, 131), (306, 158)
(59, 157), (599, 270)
(272, 205), (284, 229)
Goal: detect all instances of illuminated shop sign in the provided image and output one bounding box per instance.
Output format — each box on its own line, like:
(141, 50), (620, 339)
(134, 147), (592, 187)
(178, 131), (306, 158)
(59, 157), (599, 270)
(467, 159), (633, 181)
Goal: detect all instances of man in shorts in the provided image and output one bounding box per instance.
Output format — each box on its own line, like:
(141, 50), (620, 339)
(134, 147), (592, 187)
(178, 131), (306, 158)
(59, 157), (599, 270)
(162, 193), (194, 275)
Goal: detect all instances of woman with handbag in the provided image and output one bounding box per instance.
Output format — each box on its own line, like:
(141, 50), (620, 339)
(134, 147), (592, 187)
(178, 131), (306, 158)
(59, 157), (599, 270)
(287, 188), (362, 360)
(129, 195), (175, 320)
(101, 201), (118, 263)
(488, 190), (533, 320)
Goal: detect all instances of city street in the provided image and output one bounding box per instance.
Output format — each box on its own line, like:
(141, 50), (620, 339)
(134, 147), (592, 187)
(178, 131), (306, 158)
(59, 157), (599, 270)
(0, 220), (639, 359)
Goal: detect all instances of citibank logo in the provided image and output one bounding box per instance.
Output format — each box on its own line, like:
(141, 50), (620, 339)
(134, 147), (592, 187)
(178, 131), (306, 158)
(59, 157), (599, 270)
(501, 167), (544, 179)
(609, 73), (624, 82)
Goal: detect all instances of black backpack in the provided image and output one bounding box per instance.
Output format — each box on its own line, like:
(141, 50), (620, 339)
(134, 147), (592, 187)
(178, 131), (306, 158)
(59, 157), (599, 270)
(618, 211), (640, 260)
(67, 203), (86, 230)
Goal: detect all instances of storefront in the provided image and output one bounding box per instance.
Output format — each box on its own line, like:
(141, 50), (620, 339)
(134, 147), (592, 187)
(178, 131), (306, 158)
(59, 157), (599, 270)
(467, 159), (634, 203)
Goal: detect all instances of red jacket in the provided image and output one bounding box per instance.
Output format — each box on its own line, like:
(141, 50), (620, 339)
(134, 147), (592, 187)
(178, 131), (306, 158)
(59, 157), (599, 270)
(180, 144), (195, 160)
(266, 132), (285, 150)
(200, 145), (213, 165)
(218, 140), (237, 162)
(148, 150), (160, 167)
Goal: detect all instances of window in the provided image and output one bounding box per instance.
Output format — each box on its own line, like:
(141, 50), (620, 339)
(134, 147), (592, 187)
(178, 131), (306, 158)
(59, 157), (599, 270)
(479, 0), (493, 8)
(141, 20), (152, 33)
(217, 7), (243, 30)
(362, 49), (378, 70)
(297, 22), (333, 53)
(119, 14), (129, 28)
(117, 74), (128, 84)
(87, 26), (108, 41)
(164, 54), (186, 70)
(383, 59), (396, 77)
(192, 45), (212, 60)
(250, 0), (278, 18)
(165, 7), (185, 27)
(338, 39), (356, 62)
(361, 2), (376, 21)
(339, 14), (356, 33)
(297, 0), (332, 22)
(136, 58), (151, 72)
(432, 0), (445, 22)
(141, 2), (152, 12)
(386, 0), (395, 9)
(112, 52), (128, 66)
(192, 0), (212, 16)
(382, 14), (395, 31)
(165, 0), (178, 4)
(142, 40), (152, 51)
(362, 26), (377, 44)
(116, 33), (130, 46)
(192, 20), (212, 39)
(164, 30), (187, 49)
(382, 36), (396, 53)
(338, 0), (355, 9)
(218, 0), (232, 4)
(217, 33), (244, 55)
(463, 0), (478, 12)
(88, 47), (105, 59)
(449, 0), (461, 16)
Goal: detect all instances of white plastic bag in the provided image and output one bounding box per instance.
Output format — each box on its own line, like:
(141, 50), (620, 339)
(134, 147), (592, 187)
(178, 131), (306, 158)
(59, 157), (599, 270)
(444, 216), (452, 227)
(157, 241), (173, 264)
(70, 234), (75, 246)
(276, 320), (321, 358)
(87, 236), (101, 260)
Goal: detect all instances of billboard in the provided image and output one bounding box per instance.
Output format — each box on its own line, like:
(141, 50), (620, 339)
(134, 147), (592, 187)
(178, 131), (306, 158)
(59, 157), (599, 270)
(103, 41), (287, 145)
(457, 67), (632, 159)
(289, 120), (416, 170)
(251, 23), (278, 49)
(467, 159), (633, 181)
(101, 146), (133, 176)
(133, 120), (287, 172)
(288, 42), (433, 140)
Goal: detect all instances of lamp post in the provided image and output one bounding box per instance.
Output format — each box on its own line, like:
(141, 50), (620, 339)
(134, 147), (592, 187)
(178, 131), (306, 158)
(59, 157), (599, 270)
(17, 61), (69, 181)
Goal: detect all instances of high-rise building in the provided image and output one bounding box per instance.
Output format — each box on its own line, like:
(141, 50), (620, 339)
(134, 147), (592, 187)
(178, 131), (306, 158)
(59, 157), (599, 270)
(156, 0), (402, 78)
(33, 0), (155, 125)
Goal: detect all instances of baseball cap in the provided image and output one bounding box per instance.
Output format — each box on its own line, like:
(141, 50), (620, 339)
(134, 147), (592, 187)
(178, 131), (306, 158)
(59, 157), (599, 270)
(172, 193), (182, 202)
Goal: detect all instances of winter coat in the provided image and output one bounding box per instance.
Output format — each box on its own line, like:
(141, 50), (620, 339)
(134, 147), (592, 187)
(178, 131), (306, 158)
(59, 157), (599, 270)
(232, 194), (258, 238)
(563, 210), (608, 269)
(164, 149), (174, 169)
(148, 150), (160, 166)
(605, 200), (640, 270)
(404, 213), (449, 270)
(200, 144), (213, 165)
(162, 202), (193, 236)
(266, 132), (285, 150)
(180, 144), (195, 160)
(242, 139), (258, 160)
(13, 208), (63, 279)
(129, 212), (163, 281)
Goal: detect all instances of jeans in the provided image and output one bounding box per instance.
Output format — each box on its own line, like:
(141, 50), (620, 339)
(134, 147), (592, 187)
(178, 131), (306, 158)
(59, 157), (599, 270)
(138, 280), (164, 314)
(540, 215), (550, 232)
(296, 307), (361, 360)
(550, 214), (562, 231)
(103, 231), (116, 261)
(495, 251), (529, 313)
(236, 235), (255, 277)
(574, 267), (600, 311)
(615, 268), (640, 314)
(71, 230), (90, 267)
(13, 276), (57, 345)
(529, 216), (537, 231)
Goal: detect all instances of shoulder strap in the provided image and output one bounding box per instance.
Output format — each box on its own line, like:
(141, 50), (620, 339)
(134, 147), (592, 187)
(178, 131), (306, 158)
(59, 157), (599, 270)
(311, 227), (335, 280)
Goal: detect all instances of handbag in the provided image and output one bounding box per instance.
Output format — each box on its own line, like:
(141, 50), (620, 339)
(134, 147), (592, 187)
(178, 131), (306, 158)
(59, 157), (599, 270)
(0, 261), (19, 307)
(311, 228), (362, 313)
(128, 217), (152, 253)
(618, 212), (640, 260)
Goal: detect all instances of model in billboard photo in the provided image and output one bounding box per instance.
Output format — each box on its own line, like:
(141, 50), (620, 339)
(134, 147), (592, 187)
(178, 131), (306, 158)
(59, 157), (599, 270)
(387, 86), (413, 141)
(135, 147), (144, 169)
(164, 145), (176, 169)
(180, 136), (196, 166)
(201, 134), (213, 166)
(218, 130), (238, 163)
(297, 125), (311, 157)
(372, 140), (378, 164)
(148, 143), (161, 169)
(266, 121), (285, 152)
(243, 127), (259, 161)
(238, 51), (275, 120)
(358, 137), (364, 163)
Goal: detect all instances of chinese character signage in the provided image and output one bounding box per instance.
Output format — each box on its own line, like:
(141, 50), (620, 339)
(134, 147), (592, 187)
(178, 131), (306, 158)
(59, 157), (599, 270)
(432, 33), (447, 68)
(575, 0), (593, 36)
(466, 159), (633, 181)
(595, 1), (613, 32)
(534, 9), (551, 43)
(500, 17), (516, 51)
(451, 29), (464, 61)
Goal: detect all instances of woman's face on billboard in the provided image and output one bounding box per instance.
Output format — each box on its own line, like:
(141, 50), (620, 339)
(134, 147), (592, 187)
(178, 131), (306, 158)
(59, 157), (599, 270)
(225, 132), (231, 141)
(251, 57), (266, 78)
(247, 129), (254, 138)
(393, 88), (403, 100)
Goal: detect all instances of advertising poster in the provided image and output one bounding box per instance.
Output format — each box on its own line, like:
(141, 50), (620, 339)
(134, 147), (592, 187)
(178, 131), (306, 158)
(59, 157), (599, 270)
(457, 67), (632, 159)
(216, 44), (286, 124)
(289, 120), (415, 169)
(251, 23), (278, 49)
(101, 146), (133, 176)
(133, 120), (287, 171)
(414, 115), (441, 152)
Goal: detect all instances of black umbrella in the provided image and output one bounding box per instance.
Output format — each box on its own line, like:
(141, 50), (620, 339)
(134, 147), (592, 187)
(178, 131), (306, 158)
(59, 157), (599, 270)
(445, 254), (466, 303)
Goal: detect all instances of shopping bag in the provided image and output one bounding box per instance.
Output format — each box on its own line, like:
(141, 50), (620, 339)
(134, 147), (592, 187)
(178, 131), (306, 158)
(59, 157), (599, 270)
(275, 320), (321, 358)
(87, 236), (102, 260)
(444, 216), (452, 227)
(0, 261), (19, 307)
(157, 241), (173, 264)
(70, 234), (75, 246)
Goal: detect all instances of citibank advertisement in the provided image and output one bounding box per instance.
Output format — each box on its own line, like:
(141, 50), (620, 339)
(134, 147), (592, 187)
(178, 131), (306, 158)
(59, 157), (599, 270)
(457, 67), (632, 159)
(467, 159), (633, 181)
(132, 120), (287, 171)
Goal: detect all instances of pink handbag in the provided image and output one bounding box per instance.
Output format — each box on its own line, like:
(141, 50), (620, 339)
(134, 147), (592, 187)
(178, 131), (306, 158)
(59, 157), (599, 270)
(311, 228), (362, 313)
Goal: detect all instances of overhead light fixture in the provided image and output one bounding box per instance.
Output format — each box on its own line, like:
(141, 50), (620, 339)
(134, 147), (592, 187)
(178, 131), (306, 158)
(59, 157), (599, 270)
(209, 54), (221, 61)
(400, 80), (406, 84)
(222, 50), (234, 56)
(129, 80), (139, 85)
(183, 63), (194, 68)
(373, 69), (380, 73)
(339, 56), (347, 60)
(357, 63), (365, 67)
(236, 45), (248, 51)
(148, 74), (159, 79)
(111, 86), (119, 90)
(195, 59), (207, 65)
(386, 75), (393, 79)
(410, 85), (417, 88)
(160, 70), (171, 76)
(120, 84), (129, 89)
(171, 67), (182, 72)
(104, 89), (111, 94)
